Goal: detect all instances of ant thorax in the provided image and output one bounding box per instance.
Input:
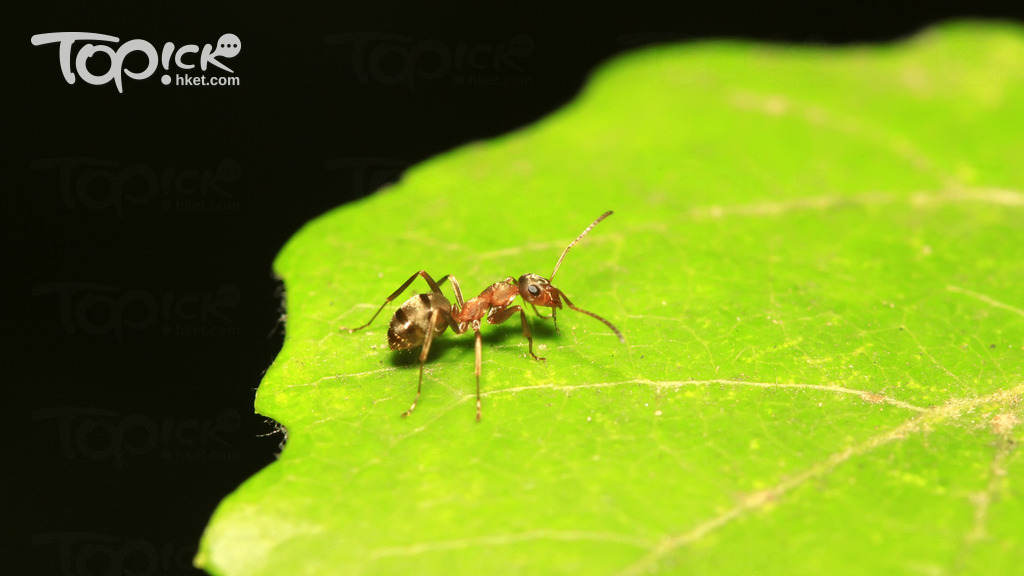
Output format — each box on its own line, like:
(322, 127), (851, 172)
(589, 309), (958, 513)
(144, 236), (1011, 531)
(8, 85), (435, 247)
(453, 281), (519, 324)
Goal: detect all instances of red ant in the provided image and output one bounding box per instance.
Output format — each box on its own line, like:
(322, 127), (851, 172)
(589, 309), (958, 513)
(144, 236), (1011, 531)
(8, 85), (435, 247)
(343, 211), (624, 421)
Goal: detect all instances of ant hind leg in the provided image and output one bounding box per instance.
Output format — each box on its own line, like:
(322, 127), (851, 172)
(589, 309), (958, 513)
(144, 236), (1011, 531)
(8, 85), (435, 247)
(343, 270), (447, 332)
(401, 307), (442, 418)
(473, 327), (483, 422)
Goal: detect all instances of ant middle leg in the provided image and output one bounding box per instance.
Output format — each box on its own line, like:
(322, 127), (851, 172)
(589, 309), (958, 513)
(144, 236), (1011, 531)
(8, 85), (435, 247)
(446, 274), (468, 310)
(488, 305), (546, 362)
(343, 270), (449, 332)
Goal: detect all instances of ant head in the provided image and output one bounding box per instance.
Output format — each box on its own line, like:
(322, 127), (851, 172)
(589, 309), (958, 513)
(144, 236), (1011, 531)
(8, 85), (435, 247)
(514, 212), (625, 344)
(517, 274), (562, 308)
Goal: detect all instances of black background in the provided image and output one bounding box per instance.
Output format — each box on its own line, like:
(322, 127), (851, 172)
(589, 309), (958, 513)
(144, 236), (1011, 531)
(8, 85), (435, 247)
(9, 3), (1022, 575)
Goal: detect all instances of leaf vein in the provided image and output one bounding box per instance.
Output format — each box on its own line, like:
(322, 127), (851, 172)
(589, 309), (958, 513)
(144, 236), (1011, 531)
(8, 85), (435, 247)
(616, 383), (1024, 576)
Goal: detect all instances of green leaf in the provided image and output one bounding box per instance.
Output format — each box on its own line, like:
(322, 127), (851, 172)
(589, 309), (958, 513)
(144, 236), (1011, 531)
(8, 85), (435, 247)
(197, 21), (1024, 576)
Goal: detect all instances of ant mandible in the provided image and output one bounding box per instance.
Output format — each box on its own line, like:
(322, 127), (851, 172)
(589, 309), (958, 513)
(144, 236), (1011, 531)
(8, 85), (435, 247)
(343, 211), (624, 421)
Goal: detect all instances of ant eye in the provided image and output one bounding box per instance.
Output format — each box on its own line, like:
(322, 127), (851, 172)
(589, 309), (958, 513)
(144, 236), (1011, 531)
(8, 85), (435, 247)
(528, 285), (541, 296)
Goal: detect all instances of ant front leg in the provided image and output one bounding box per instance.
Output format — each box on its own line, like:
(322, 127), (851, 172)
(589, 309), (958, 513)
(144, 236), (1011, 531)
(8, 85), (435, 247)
(530, 303), (558, 333)
(343, 270), (448, 332)
(488, 305), (546, 362)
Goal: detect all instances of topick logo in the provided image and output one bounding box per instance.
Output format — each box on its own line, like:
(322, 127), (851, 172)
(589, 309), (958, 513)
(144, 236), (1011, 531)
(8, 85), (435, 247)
(31, 32), (241, 92)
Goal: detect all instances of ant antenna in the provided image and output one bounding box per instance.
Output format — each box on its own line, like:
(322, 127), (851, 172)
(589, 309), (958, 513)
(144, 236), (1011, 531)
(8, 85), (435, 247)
(550, 211), (614, 281)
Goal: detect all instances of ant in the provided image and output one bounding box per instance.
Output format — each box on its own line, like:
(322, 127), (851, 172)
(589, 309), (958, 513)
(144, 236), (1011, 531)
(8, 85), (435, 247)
(343, 211), (624, 421)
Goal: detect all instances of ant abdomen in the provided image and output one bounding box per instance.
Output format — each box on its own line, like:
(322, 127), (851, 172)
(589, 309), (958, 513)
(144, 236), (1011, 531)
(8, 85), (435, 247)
(387, 293), (451, 350)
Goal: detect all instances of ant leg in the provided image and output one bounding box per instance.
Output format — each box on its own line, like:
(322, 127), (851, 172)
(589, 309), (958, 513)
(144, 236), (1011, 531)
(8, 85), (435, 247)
(474, 326), (483, 422)
(488, 305), (546, 362)
(530, 304), (559, 333)
(402, 307), (442, 418)
(447, 274), (467, 311)
(530, 303), (553, 320)
(343, 270), (446, 332)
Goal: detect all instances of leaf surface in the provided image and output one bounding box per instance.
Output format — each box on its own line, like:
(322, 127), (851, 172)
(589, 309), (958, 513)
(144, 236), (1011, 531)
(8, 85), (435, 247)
(198, 22), (1024, 576)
